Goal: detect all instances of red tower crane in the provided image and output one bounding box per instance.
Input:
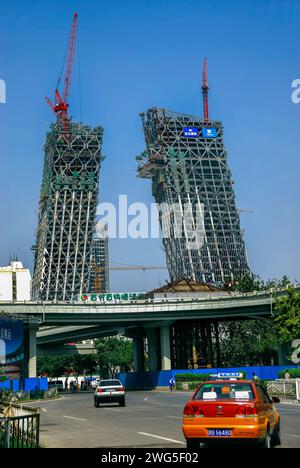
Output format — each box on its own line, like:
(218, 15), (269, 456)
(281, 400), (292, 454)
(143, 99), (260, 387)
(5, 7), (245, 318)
(202, 58), (209, 122)
(46, 13), (78, 132)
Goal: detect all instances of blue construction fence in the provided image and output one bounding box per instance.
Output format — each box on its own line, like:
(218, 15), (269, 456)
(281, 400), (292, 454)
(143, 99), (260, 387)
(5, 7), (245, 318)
(117, 365), (300, 390)
(0, 377), (48, 392)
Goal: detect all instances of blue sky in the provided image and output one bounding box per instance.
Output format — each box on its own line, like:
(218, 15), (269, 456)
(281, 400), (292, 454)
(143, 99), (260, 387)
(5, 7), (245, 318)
(0, 0), (299, 292)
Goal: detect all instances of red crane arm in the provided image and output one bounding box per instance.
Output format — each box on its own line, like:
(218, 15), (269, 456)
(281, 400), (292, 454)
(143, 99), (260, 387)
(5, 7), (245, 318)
(45, 13), (78, 133)
(63, 12), (78, 104)
(45, 96), (54, 112)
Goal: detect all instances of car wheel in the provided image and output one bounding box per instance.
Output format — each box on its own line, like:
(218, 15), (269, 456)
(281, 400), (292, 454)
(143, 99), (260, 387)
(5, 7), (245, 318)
(186, 438), (200, 450)
(260, 429), (272, 449)
(94, 400), (99, 408)
(119, 399), (126, 407)
(272, 424), (281, 447)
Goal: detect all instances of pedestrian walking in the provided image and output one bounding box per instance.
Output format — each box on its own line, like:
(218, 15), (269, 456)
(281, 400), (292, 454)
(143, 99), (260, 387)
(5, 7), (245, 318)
(169, 377), (176, 392)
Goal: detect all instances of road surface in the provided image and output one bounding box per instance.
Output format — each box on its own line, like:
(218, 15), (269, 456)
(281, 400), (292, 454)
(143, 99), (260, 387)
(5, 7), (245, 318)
(31, 391), (300, 448)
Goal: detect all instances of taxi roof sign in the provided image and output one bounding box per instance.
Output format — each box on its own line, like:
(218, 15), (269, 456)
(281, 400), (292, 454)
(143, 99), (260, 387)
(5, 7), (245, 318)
(210, 372), (244, 380)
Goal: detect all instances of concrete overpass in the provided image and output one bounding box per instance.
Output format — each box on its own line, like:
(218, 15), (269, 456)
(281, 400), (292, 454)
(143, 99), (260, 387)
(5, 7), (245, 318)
(0, 286), (298, 377)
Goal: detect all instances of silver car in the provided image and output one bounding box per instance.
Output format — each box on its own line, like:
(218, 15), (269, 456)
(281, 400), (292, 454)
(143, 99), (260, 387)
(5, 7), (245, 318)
(94, 379), (126, 408)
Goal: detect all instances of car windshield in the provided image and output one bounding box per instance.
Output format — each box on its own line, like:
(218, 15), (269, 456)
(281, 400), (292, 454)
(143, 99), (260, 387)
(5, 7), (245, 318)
(194, 383), (255, 401)
(99, 380), (121, 387)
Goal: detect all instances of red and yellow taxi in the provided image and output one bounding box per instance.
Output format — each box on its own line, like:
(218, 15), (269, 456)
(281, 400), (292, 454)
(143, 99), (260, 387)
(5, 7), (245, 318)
(182, 373), (281, 449)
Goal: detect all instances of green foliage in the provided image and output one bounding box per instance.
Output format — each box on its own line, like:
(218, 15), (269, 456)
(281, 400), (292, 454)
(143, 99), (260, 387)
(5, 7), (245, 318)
(0, 390), (10, 415)
(226, 273), (292, 293)
(278, 369), (300, 379)
(219, 319), (279, 367)
(94, 337), (133, 377)
(38, 339), (133, 381)
(37, 354), (97, 379)
(67, 355), (97, 378)
(174, 373), (211, 382)
(219, 277), (300, 366)
(227, 273), (264, 293)
(274, 288), (300, 343)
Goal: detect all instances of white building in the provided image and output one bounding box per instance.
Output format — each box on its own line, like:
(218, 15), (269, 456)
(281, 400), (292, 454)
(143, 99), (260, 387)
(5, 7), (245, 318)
(0, 261), (31, 301)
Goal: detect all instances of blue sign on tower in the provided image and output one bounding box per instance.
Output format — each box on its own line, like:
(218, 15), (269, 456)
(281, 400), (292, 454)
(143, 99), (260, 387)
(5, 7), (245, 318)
(202, 128), (217, 138)
(183, 127), (199, 138)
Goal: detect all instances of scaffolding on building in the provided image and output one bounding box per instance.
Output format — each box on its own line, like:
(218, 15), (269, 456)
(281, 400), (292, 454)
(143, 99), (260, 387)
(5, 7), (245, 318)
(137, 107), (249, 286)
(32, 120), (104, 301)
(90, 224), (110, 293)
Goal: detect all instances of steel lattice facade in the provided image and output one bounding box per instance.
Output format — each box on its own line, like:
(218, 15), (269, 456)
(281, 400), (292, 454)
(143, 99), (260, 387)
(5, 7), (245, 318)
(90, 224), (110, 293)
(32, 121), (103, 301)
(137, 108), (249, 285)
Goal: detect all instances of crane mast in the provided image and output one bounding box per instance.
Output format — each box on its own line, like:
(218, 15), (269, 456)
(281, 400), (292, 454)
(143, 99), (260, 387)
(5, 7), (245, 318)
(202, 58), (209, 122)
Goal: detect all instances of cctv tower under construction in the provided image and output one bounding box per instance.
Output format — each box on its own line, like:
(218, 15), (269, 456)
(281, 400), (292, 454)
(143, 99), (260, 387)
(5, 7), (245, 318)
(137, 60), (249, 285)
(32, 14), (104, 301)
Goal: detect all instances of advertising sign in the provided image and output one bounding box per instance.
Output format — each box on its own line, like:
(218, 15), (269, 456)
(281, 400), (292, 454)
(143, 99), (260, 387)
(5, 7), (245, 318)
(0, 317), (24, 380)
(183, 127), (199, 138)
(202, 128), (217, 138)
(80, 292), (146, 303)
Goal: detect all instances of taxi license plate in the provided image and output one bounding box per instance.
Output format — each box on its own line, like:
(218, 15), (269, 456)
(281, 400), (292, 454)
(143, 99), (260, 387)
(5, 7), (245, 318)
(208, 429), (232, 437)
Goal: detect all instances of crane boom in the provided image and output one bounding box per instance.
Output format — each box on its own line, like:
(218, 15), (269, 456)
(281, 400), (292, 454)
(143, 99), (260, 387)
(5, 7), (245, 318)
(45, 13), (78, 132)
(63, 13), (78, 103)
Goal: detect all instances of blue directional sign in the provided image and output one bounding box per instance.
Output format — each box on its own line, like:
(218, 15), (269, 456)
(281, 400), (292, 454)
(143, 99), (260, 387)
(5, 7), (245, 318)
(183, 127), (199, 138)
(202, 127), (217, 138)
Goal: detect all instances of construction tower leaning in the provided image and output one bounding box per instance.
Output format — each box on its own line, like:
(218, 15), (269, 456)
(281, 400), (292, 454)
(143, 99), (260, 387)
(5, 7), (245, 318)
(137, 62), (249, 285)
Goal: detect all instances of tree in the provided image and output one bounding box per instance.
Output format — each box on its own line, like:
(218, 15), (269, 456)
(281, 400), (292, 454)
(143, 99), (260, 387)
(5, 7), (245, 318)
(219, 319), (279, 367)
(37, 355), (72, 379)
(273, 287), (300, 344)
(225, 273), (293, 294)
(67, 355), (97, 383)
(226, 273), (264, 293)
(218, 275), (295, 366)
(94, 337), (133, 378)
(37, 354), (98, 385)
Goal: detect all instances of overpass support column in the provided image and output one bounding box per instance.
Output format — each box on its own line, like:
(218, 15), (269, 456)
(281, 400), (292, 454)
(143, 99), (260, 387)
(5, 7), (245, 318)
(23, 324), (38, 378)
(146, 328), (159, 372)
(133, 336), (145, 373)
(160, 325), (171, 371)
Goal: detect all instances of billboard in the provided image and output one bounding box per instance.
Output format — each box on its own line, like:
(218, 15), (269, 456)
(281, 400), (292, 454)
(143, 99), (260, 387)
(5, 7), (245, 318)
(0, 317), (24, 380)
(202, 128), (217, 138)
(183, 127), (199, 138)
(80, 292), (146, 303)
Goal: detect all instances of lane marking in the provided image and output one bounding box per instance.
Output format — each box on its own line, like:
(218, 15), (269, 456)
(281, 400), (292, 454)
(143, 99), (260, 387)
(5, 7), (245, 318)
(285, 433), (300, 439)
(42, 408), (48, 413)
(138, 432), (185, 445)
(63, 415), (87, 422)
